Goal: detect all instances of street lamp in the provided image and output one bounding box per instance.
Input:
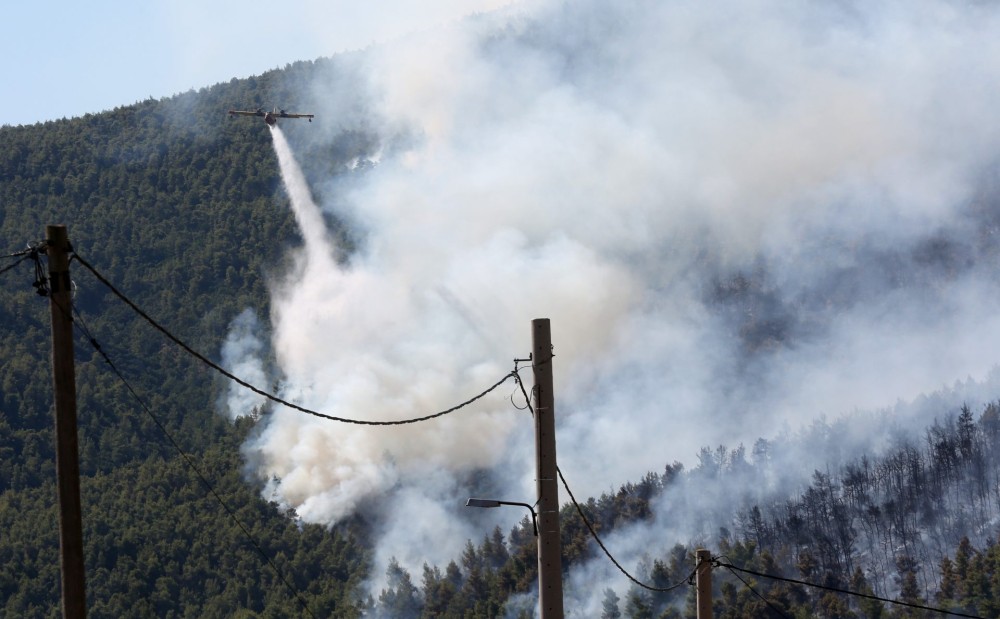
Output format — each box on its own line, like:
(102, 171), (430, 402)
(465, 498), (538, 536)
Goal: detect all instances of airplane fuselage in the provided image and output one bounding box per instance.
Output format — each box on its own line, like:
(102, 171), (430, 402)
(227, 107), (314, 126)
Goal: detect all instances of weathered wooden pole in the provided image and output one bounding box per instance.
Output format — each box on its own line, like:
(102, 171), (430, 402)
(532, 318), (564, 619)
(696, 548), (713, 619)
(47, 224), (86, 618)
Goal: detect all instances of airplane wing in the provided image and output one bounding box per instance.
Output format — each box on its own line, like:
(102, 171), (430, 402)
(277, 111), (315, 119)
(228, 108), (314, 124)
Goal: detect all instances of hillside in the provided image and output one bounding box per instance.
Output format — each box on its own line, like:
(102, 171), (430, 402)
(5, 72), (1000, 617)
(0, 60), (382, 616)
(405, 399), (1000, 617)
(5, 1), (1000, 617)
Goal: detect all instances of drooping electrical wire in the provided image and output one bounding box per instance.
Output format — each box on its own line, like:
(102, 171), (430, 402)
(0, 243), (50, 289)
(0, 254), (30, 278)
(71, 252), (516, 425)
(557, 464), (694, 594)
(68, 298), (319, 619)
(31, 247), (49, 296)
(509, 357), (535, 411)
(715, 561), (987, 618)
(511, 375), (692, 593)
(718, 560), (793, 619)
(509, 387), (530, 411)
(0, 244), (43, 259)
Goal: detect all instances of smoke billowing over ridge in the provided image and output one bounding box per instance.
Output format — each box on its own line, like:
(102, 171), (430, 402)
(223, 0), (1000, 595)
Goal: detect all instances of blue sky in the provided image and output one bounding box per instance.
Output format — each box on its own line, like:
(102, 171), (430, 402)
(1, 0), (508, 127)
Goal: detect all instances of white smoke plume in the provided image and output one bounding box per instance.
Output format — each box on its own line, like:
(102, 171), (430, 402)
(219, 308), (268, 420)
(223, 0), (1000, 604)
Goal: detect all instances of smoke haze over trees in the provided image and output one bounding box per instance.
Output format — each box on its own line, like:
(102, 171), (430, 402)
(226, 0), (1000, 603)
(3, 0), (1000, 616)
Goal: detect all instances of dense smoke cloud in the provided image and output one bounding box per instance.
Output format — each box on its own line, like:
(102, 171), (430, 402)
(223, 0), (1000, 600)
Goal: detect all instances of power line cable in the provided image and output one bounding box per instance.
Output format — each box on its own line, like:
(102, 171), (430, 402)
(511, 363), (538, 414)
(0, 254), (30, 278)
(717, 560), (792, 619)
(555, 464), (693, 593)
(31, 247), (50, 296)
(72, 245), (984, 614)
(509, 358), (535, 411)
(1, 243), (48, 284)
(71, 252), (516, 425)
(511, 373), (693, 593)
(715, 561), (986, 618)
(1, 244), (43, 259)
(68, 298), (319, 619)
(512, 359), (976, 613)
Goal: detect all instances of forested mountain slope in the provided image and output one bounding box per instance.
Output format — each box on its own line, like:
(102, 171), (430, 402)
(373, 399), (1000, 618)
(4, 9), (1000, 618)
(0, 60), (381, 617)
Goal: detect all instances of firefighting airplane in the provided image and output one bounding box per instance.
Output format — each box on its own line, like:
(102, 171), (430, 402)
(227, 107), (314, 126)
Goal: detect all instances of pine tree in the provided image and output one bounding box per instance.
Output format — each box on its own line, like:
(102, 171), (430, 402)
(623, 584), (652, 619)
(377, 558), (422, 619)
(601, 587), (622, 619)
(936, 557), (956, 606)
(895, 555), (925, 619)
(849, 566), (884, 619)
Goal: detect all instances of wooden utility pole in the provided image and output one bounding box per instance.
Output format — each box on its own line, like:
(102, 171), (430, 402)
(696, 548), (713, 619)
(47, 225), (86, 618)
(532, 318), (564, 619)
